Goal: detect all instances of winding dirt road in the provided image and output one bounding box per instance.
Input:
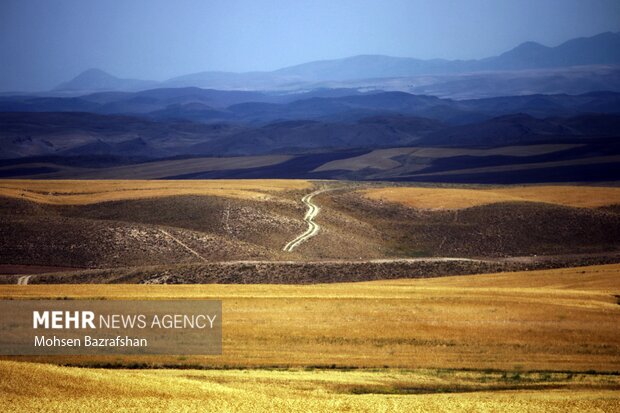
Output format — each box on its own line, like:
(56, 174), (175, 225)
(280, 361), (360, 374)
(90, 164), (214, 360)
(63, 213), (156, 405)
(17, 275), (31, 285)
(283, 189), (327, 252)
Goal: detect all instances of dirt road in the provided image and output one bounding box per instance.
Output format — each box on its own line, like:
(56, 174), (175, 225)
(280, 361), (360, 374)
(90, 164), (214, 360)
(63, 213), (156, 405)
(16, 275), (31, 285)
(283, 189), (327, 252)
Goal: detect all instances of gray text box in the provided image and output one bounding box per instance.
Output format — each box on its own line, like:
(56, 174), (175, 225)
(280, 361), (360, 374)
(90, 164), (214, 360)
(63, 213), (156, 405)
(0, 300), (222, 355)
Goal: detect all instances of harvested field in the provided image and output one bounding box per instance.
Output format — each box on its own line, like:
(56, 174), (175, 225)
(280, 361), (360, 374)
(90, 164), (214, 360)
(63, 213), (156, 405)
(0, 179), (311, 205)
(2, 264), (619, 371)
(1, 361), (618, 412)
(390, 155), (620, 181)
(314, 144), (584, 172)
(361, 185), (620, 210)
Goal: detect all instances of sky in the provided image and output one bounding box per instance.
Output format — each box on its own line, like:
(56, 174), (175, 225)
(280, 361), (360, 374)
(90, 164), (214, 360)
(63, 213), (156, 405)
(1, 0), (619, 92)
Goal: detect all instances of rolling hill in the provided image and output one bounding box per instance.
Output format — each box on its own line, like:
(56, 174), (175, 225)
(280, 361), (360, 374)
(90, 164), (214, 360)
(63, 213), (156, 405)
(2, 89), (620, 125)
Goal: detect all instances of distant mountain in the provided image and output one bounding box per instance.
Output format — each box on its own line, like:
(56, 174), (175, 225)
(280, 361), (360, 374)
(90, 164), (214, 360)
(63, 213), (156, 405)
(3, 109), (620, 161)
(50, 32), (620, 94)
(488, 32), (620, 70)
(196, 115), (445, 156)
(401, 65), (620, 99)
(0, 112), (244, 159)
(54, 69), (158, 92)
(422, 112), (620, 146)
(0, 111), (445, 159)
(149, 102), (231, 123)
(272, 32), (620, 82)
(423, 114), (576, 146)
(2, 89), (620, 125)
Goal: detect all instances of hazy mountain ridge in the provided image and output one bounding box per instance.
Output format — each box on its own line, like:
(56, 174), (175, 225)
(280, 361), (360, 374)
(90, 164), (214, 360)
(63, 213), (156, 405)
(50, 32), (620, 94)
(54, 68), (158, 92)
(2, 107), (619, 160)
(1, 31), (618, 182)
(2, 89), (619, 126)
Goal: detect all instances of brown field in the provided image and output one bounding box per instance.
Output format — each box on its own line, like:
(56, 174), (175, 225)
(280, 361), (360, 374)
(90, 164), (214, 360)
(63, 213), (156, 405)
(1, 361), (618, 412)
(395, 155), (620, 180)
(2, 264), (619, 371)
(361, 185), (620, 210)
(313, 144), (584, 172)
(0, 155), (295, 180)
(0, 179), (311, 205)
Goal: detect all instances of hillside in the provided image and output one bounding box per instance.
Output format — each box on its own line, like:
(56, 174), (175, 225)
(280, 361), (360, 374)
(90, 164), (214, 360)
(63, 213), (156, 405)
(1, 105), (619, 183)
(1, 181), (619, 284)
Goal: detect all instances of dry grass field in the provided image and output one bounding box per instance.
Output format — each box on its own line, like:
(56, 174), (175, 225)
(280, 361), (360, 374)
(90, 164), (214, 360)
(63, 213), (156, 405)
(0, 179), (311, 205)
(1, 264), (619, 411)
(313, 144), (583, 172)
(1, 180), (619, 266)
(361, 185), (620, 210)
(1, 360), (618, 412)
(4, 155), (294, 180)
(2, 264), (619, 371)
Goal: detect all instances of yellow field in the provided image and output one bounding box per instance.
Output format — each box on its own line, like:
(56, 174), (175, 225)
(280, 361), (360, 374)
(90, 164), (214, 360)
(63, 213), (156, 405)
(1, 360), (618, 412)
(2, 264), (619, 371)
(361, 185), (620, 210)
(1, 264), (619, 411)
(0, 179), (311, 205)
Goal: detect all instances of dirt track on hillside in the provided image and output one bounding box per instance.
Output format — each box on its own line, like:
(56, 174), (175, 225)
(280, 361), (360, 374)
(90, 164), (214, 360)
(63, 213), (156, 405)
(283, 189), (330, 252)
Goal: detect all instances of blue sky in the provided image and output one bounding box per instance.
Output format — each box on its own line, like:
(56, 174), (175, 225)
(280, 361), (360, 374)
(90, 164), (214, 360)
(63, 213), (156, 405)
(1, 0), (619, 91)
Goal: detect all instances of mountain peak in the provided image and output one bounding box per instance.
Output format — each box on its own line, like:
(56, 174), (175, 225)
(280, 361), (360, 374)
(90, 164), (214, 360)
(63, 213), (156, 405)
(512, 41), (547, 50)
(76, 68), (115, 78)
(499, 41), (549, 59)
(54, 69), (156, 92)
(54, 69), (121, 91)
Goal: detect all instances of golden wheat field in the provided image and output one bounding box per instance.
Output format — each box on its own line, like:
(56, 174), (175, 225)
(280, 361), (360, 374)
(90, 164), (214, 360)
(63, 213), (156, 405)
(1, 264), (619, 411)
(2, 264), (619, 371)
(361, 185), (620, 210)
(1, 360), (619, 412)
(0, 179), (311, 205)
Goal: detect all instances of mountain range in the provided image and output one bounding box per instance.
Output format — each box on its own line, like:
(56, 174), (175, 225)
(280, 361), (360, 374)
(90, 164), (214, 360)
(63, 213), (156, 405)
(2, 89), (620, 126)
(2, 109), (619, 183)
(51, 32), (620, 96)
(2, 92), (620, 160)
(1, 31), (619, 183)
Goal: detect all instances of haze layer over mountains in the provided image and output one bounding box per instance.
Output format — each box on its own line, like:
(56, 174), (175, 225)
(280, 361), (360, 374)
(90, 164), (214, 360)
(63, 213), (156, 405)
(1, 32), (619, 183)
